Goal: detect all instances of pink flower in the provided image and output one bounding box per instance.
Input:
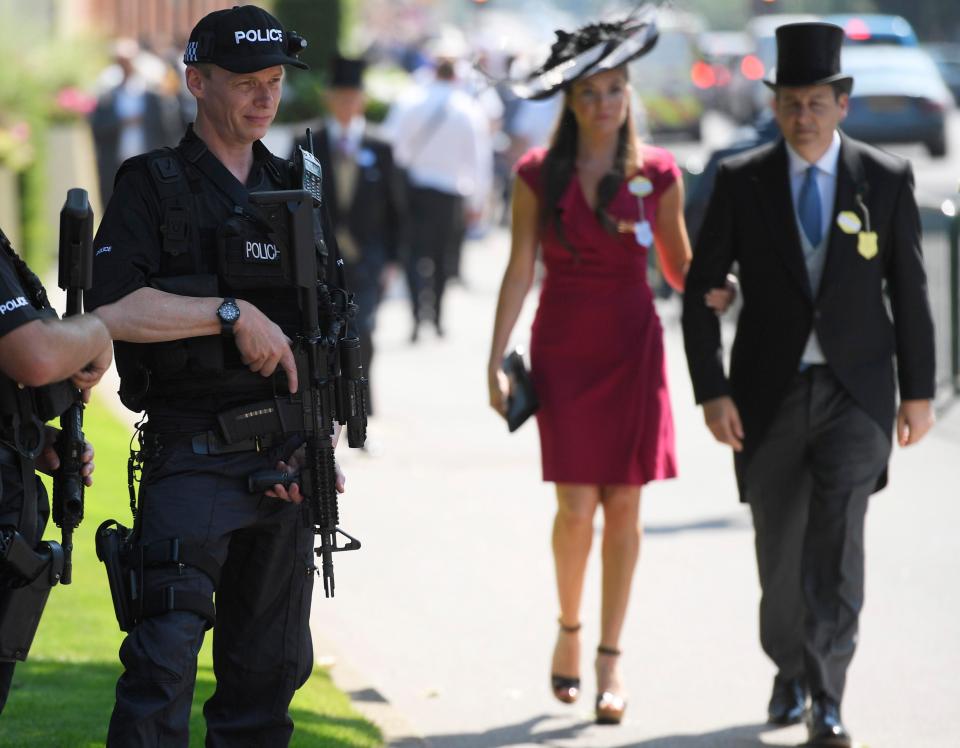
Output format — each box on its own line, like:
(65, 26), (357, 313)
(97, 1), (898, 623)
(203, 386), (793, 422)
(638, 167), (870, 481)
(56, 87), (97, 115)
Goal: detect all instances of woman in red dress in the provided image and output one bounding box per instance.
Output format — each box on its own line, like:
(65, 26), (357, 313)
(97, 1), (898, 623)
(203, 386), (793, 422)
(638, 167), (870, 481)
(487, 17), (694, 724)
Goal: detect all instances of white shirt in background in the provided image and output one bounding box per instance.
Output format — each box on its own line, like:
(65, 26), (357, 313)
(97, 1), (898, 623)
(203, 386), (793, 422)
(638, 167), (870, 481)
(386, 80), (493, 213)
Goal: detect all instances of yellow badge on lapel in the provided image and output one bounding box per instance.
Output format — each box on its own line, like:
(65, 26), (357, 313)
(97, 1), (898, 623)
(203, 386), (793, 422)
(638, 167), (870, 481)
(837, 211), (862, 234)
(858, 231), (879, 259)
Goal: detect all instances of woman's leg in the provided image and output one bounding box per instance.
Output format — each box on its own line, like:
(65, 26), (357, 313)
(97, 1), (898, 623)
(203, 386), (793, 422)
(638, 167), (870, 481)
(596, 484), (643, 695)
(552, 483), (602, 679)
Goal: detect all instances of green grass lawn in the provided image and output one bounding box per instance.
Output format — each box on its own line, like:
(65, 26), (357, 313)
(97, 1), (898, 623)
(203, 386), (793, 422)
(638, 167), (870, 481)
(1, 397), (382, 748)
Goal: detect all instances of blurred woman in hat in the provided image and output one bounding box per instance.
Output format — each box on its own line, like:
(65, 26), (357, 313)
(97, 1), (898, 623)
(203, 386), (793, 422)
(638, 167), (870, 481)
(487, 13), (694, 725)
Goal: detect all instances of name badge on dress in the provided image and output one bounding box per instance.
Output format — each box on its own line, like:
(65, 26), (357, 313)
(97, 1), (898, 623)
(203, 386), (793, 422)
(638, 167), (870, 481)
(634, 220), (653, 247)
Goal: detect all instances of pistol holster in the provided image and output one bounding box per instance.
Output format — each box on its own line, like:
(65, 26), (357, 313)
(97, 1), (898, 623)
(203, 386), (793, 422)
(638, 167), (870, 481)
(0, 530), (63, 662)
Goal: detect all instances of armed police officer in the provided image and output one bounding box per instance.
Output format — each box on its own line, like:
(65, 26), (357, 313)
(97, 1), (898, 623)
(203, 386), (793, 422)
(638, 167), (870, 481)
(86, 6), (348, 745)
(0, 227), (110, 714)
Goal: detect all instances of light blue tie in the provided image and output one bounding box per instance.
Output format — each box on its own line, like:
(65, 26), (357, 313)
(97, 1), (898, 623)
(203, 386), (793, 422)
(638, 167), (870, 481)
(798, 165), (823, 246)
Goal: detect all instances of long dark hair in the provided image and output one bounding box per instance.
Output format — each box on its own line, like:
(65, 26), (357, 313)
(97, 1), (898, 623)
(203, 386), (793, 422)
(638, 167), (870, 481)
(540, 70), (641, 255)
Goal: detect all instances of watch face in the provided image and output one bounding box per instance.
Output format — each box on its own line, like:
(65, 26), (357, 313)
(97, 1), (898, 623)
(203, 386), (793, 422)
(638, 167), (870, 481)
(219, 302), (240, 322)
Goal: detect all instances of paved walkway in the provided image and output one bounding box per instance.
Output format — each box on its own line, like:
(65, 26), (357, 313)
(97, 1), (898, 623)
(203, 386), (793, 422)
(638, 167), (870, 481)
(80, 225), (960, 747)
(321, 227), (960, 748)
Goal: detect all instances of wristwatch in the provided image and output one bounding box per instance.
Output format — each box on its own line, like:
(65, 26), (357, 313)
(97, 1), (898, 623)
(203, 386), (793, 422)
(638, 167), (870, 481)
(216, 297), (240, 335)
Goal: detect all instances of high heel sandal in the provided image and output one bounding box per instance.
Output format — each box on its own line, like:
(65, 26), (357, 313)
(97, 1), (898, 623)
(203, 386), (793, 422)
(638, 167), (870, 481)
(550, 620), (581, 704)
(595, 645), (627, 725)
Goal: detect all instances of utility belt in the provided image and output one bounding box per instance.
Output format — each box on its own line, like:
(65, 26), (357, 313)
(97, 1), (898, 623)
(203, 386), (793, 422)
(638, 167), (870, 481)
(141, 429), (291, 457)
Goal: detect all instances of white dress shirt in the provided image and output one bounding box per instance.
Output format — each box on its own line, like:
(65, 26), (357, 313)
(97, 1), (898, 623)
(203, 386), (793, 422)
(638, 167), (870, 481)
(785, 130), (841, 365)
(785, 130), (841, 253)
(385, 80), (493, 212)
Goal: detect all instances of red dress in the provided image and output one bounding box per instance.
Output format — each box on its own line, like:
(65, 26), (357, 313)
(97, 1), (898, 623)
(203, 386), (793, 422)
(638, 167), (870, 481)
(516, 146), (679, 486)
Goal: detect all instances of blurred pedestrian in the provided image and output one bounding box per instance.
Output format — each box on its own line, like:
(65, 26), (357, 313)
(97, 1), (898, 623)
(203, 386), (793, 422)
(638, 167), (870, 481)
(487, 15), (692, 725)
(386, 42), (492, 341)
(682, 23), (936, 747)
(291, 55), (402, 416)
(89, 39), (182, 206)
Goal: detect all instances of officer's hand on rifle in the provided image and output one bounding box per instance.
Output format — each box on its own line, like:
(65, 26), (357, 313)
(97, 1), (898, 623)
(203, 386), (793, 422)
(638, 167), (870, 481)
(232, 299), (299, 393)
(34, 426), (96, 486)
(71, 341), (113, 401)
(265, 449), (346, 503)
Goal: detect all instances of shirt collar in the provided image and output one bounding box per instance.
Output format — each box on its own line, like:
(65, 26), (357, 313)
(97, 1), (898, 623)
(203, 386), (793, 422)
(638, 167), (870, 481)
(326, 116), (365, 150)
(180, 123), (272, 165)
(785, 129), (841, 178)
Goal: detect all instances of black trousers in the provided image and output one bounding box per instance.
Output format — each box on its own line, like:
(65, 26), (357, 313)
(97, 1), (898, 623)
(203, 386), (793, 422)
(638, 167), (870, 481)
(403, 186), (464, 330)
(107, 440), (315, 747)
(345, 243), (387, 415)
(745, 366), (890, 703)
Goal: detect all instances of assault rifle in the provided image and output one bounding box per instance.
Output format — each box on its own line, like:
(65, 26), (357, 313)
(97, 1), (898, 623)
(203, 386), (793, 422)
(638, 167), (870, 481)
(245, 130), (367, 597)
(53, 188), (93, 585)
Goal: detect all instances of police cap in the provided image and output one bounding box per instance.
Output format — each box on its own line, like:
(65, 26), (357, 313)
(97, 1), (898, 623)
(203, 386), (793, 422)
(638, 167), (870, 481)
(183, 4), (309, 73)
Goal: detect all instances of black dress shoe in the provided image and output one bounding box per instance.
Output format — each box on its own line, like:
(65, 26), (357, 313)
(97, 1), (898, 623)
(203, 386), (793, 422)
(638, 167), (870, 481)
(806, 696), (852, 747)
(767, 675), (807, 725)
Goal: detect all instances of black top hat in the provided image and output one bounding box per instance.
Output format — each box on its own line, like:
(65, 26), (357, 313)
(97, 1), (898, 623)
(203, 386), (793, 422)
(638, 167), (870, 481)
(330, 56), (365, 89)
(510, 6), (660, 100)
(183, 4), (309, 73)
(764, 22), (853, 93)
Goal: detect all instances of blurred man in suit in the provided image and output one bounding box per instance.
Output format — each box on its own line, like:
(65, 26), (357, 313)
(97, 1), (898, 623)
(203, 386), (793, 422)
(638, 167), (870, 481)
(293, 56), (401, 415)
(90, 39), (182, 206)
(682, 23), (936, 747)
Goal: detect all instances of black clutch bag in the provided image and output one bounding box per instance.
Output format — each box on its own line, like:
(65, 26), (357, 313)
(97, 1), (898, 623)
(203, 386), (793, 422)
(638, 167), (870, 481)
(501, 348), (539, 433)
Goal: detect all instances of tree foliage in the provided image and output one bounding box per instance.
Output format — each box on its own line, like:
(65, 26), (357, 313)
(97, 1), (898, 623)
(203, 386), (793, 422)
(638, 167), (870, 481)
(273, 0), (342, 121)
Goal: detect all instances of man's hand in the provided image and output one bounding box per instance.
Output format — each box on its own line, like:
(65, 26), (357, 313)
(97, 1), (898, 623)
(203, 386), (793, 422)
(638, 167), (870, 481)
(897, 399), (934, 447)
(232, 300), (298, 393)
(702, 395), (744, 452)
(266, 446), (346, 503)
(72, 341), (113, 402)
(35, 428), (96, 486)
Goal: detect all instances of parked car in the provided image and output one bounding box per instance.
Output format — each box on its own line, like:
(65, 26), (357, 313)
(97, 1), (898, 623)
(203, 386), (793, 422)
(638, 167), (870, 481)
(824, 14), (918, 46)
(925, 43), (960, 104)
(841, 46), (952, 157)
(697, 30), (751, 115)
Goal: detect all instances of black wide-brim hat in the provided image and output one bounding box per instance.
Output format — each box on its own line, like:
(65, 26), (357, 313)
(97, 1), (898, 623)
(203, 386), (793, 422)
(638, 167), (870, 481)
(183, 4), (309, 73)
(510, 5), (660, 100)
(764, 22), (853, 94)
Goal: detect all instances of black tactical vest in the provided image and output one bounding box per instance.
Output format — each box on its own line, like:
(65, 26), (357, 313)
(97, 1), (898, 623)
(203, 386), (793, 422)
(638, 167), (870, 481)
(111, 136), (307, 414)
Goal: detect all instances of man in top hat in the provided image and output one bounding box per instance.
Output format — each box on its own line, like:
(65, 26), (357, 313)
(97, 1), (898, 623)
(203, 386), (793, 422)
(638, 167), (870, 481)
(86, 5), (346, 745)
(292, 55), (402, 416)
(682, 22), (935, 746)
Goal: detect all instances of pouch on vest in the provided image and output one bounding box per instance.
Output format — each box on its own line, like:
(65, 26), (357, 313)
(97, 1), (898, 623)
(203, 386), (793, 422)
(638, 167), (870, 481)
(217, 212), (292, 290)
